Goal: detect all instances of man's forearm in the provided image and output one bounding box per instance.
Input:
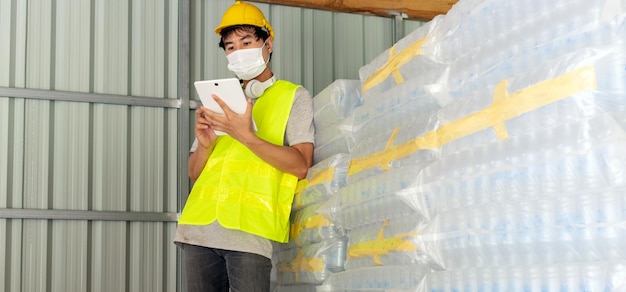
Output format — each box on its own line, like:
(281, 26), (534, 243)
(188, 146), (213, 181)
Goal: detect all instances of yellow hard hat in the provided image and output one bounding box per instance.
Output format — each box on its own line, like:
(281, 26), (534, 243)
(215, 1), (274, 39)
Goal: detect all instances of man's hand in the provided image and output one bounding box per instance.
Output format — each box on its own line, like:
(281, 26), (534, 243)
(204, 94), (256, 143)
(194, 106), (219, 150)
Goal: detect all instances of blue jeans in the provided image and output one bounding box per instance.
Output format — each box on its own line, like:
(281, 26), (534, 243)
(182, 243), (272, 292)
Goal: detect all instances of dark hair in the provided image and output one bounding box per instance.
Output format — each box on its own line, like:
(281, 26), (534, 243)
(218, 25), (270, 50)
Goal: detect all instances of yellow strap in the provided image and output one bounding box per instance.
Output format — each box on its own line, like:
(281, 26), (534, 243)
(277, 250), (325, 283)
(347, 220), (419, 265)
(389, 45), (404, 84)
(295, 166), (336, 194)
(362, 37), (428, 93)
(491, 80), (511, 140)
(308, 167), (336, 187)
(293, 193), (304, 209)
(382, 127), (400, 171)
(349, 66), (598, 176)
(295, 179), (307, 195)
(290, 213), (332, 245)
(293, 167), (335, 207)
(301, 214), (332, 229)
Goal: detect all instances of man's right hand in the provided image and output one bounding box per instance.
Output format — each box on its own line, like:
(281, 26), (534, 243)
(195, 106), (219, 149)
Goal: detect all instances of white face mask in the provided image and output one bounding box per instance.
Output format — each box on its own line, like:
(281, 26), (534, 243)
(226, 40), (268, 80)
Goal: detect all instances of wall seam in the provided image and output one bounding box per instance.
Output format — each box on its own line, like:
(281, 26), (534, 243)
(127, 1), (133, 96)
(9, 0), (17, 87)
(89, 0), (95, 94)
(162, 3), (170, 292)
(4, 221), (12, 292)
(50, 0), (56, 90)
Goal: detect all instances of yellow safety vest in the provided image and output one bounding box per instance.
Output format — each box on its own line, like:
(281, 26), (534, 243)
(179, 80), (300, 243)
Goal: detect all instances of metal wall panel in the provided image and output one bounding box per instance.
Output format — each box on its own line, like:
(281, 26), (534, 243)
(307, 9), (335, 94)
(363, 15), (395, 72)
(55, 0), (91, 92)
(0, 0), (12, 86)
(333, 13), (365, 80)
(0, 98), (8, 205)
(26, 0), (53, 89)
(93, 0), (129, 95)
(1, 0), (179, 291)
(0, 0), (28, 88)
(272, 5), (305, 83)
(0, 0), (424, 291)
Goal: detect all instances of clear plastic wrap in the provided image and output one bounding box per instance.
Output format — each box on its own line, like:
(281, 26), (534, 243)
(317, 265), (431, 292)
(348, 81), (441, 143)
(323, 192), (420, 231)
(290, 0), (626, 289)
(344, 214), (438, 270)
(314, 121), (345, 149)
(319, 164), (431, 229)
(346, 116), (439, 184)
(438, 42), (626, 158)
(412, 189), (626, 270)
(295, 153), (350, 210)
(276, 238), (348, 285)
(274, 284), (319, 292)
(422, 261), (626, 292)
(330, 165), (423, 210)
(312, 80), (362, 164)
(313, 79), (363, 129)
(313, 130), (354, 165)
(289, 202), (347, 248)
(400, 113), (626, 218)
(425, 0), (623, 108)
(346, 41), (626, 186)
(425, 0), (597, 64)
(358, 17), (446, 98)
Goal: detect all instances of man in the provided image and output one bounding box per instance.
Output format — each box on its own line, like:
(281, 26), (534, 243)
(174, 1), (315, 291)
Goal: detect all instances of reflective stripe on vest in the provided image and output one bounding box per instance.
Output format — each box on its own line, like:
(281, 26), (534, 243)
(179, 80), (300, 243)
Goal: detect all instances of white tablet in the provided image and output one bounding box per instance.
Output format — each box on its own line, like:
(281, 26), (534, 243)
(194, 78), (256, 135)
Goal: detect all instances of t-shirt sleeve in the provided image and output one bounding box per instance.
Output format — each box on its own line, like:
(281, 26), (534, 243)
(285, 87), (315, 146)
(190, 138), (198, 153)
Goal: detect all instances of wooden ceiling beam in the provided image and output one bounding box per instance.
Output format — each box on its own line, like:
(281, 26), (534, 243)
(247, 0), (457, 22)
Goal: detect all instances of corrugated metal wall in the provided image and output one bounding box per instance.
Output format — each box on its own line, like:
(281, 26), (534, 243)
(1, 0), (180, 291)
(0, 0), (422, 291)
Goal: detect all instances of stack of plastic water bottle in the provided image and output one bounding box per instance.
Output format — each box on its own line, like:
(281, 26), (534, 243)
(274, 81), (361, 290)
(306, 0), (626, 291)
(311, 80), (363, 164)
(293, 154), (350, 210)
(274, 160), (350, 288)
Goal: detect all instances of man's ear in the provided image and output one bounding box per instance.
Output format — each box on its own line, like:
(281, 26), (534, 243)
(266, 37), (273, 54)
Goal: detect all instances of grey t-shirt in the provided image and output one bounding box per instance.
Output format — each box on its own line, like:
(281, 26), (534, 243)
(174, 86), (315, 259)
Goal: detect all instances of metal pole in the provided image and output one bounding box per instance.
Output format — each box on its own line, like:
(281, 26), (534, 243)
(176, 0), (191, 291)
